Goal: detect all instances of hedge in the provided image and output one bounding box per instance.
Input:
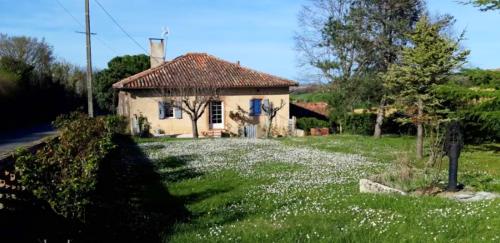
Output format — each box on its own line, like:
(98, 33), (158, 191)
(15, 112), (124, 222)
(296, 117), (330, 133)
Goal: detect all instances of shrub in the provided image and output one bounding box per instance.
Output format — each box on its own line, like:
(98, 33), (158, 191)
(382, 111), (417, 135)
(371, 153), (438, 192)
(15, 112), (116, 222)
(296, 117), (330, 133)
(105, 115), (129, 136)
(136, 114), (151, 137)
(345, 113), (376, 135)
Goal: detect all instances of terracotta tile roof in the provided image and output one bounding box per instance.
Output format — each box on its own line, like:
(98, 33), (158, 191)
(112, 53), (297, 89)
(293, 102), (329, 117)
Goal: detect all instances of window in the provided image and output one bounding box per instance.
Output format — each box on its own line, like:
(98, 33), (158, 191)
(250, 99), (262, 116)
(210, 101), (223, 127)
(159, 101), (176, 119)
(166, 104), (174, 118)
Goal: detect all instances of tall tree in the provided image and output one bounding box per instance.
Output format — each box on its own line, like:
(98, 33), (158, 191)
(0, 34), (53, 83)
(295, 0), (424, 136)
(0, 34), (85, 130)
(296, 0), (373, 84)
(362, 0), (425, 138)
(384, 15), (469, 159)
(94, 54), (149, 113)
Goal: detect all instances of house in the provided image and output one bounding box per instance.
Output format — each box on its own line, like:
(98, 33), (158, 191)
(113, 49), (297, 138)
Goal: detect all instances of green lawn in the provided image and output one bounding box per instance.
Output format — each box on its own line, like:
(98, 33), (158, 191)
(137, 135), (499, 242)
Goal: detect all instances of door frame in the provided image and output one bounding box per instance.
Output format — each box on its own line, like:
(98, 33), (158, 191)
(209, 100), (224, 129)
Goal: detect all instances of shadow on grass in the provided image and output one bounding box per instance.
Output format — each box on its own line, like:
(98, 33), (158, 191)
(465, 143), (500, 153)
(84, 136), (191, 242)
(154, 155), (204, 183)
(1, 137), (243, 242)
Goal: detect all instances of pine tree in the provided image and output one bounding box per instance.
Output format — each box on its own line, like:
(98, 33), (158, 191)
(384, 15), (469, 159)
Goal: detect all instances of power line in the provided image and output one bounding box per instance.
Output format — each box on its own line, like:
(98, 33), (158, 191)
(93, 0), (148, 54)
(54, 0), (118, 55)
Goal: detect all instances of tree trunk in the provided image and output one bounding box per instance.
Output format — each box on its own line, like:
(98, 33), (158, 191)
(267, 116), (273, 138)
(373, 97), (386, 139)
(416, 98), (424, 159)
(191, 118), (199, 138)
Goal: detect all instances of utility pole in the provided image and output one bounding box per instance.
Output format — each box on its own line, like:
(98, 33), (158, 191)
(85, 0), (94, 117)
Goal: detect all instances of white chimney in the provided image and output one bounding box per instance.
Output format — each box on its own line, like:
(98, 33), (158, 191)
(149, 38), (165, 68)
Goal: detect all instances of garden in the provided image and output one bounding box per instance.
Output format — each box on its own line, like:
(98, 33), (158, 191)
(135, 135), (499, 242)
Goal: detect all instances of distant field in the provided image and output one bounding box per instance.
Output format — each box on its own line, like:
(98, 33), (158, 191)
(136, 135), (500, 242)
(291, 91), (330, 103)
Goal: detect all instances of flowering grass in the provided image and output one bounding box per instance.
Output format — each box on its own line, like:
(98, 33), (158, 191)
(137, 135), (499, 242)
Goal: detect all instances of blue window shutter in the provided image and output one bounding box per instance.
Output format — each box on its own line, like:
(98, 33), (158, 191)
(159, 101), (166, 120)
(254, 99), (262, 115)
(250, 99), (262, 116)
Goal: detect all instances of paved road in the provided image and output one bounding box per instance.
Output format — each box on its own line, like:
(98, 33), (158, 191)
(0, 124), (57, 155)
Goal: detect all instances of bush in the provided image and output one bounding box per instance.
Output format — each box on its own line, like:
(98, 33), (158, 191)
(15, 112), (116, 222)
(135, 114), (151, 138)
(105, 115), (129, 136)
(345, 113), (376, 135)
(382, 111), (417, 135)
(296, 117), (330, 133)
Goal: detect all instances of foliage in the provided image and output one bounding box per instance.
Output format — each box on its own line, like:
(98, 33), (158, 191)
(15, 112), (116, 222)
(371, 153), (436, 192)
(345, 113), (376, 135)
(384, 15), (469, 158)
(0, 33), (85, 131)
(382, 111), (417, 135)
(0, 34), (53, 78)
(455, 68), (500, 88)
(136, 113), (151, 138)
(104, 115), (129, 136)
(296, 117), (329, 133)
(433, 83), (500, 143)
(94, 54), (149, 113)
(385, 15), (469, 108)
(51, 60), (87, 95)
(465, 0), (500, 11)
(296, 0), (424, 138)
(296, 0), (424, 83)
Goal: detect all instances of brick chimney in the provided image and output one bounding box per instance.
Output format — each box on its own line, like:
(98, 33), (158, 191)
(149, 38), (165, 68)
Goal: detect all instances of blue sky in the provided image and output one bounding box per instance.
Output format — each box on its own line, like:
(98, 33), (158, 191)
(0, 0), (499, 82)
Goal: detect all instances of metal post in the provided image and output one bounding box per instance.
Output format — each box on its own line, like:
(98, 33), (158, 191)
(444, 121), (463, 192)
(85, 0), (94, 117)
(447, 143), (459, 191)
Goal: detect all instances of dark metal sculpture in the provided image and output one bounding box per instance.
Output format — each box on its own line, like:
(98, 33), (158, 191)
(444, 121), (463, 191)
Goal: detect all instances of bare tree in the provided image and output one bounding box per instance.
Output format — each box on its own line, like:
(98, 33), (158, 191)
(262, 99), (286, 138)
(295, 0), (424, 139)
(295, 0), (371, 83)
(0, 34), (53, 79)
(158, 86), (220, 138)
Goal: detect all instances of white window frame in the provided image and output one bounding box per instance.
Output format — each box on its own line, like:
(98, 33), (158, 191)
(209, 101), (224, 129)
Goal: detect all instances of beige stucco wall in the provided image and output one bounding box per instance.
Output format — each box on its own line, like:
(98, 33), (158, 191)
(117, 87), (291, 138)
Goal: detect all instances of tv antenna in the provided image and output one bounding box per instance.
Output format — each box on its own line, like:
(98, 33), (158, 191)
(162, 27), (170, 59)
(162, 27), (170, 38)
